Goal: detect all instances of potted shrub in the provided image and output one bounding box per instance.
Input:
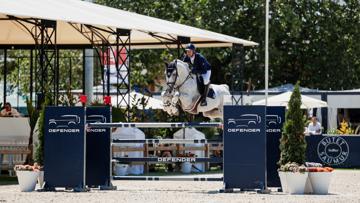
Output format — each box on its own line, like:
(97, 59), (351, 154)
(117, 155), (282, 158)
(14, 164), (41, 192)
(307, 162), (334, 194)
(279, 162), (308, 194)
(278, 83), (308, 194)
(35, 95), (51, 167)
(34, 94), (51, 188)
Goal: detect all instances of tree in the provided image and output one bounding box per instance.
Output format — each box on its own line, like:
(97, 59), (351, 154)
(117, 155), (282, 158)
(1, 0), (359, 97)
(96, 0), (360, 90)
(34, 94), (52, 165)
(279, 82), (306, 166)
(25, 98), (40, 164)
(269, 0), (360, 89)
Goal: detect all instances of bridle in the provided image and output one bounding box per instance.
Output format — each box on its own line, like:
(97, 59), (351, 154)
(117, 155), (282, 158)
(166, 60), (193, 93)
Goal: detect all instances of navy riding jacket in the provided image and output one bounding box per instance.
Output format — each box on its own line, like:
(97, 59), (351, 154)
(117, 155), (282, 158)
(182, 53), (211, 74)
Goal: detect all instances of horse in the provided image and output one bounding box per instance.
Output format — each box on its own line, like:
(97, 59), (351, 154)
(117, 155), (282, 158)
(161, 59), (230, 120)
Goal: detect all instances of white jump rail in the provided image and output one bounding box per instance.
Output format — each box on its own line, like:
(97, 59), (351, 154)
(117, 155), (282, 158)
(113, 176), (223, 181)
(88, 122), (222, 128)
(112, 139), (222, 144)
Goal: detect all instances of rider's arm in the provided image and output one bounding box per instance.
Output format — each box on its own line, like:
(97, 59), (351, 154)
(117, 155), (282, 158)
(182, 54), (189, 62)
(198, 55), (211, 74)
(202, 56), (211, 71)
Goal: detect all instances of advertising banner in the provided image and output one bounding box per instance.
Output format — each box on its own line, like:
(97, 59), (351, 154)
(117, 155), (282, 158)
(86, 106), (111, 187)
(266, 106), (285, 187)
(44, 107), (85, 189)
(306, 135), (360, 168)
(223, 105), (266, 189)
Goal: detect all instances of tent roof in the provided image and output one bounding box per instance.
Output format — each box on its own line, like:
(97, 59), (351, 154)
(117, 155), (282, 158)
(0, 0), (258, 49)
(253, 91), (328, 109)
(255, 83), (318, 93)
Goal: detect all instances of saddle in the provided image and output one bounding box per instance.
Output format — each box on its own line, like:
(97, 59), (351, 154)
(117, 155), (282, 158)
(196, 76), (215, 99)
(183, 76), (216, 114)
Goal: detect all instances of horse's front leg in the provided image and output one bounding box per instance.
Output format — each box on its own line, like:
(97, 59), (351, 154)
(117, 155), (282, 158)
(170, 91), (180, 116)
(161, 90), (173, 115)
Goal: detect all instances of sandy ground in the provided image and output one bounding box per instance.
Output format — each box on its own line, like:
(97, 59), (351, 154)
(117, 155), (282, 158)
(0, 170), (360, 203)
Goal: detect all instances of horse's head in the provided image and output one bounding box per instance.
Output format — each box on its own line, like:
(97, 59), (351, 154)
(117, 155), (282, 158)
(165, 59), (190, 90)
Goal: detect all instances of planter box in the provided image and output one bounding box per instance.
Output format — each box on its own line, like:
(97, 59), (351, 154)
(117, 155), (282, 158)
(16, 171), (39, 192)
(278, 171), (288, 193)
(38, 171), (44, 188)
(309, 172), (332, 194)
(285, 172), (308, 194)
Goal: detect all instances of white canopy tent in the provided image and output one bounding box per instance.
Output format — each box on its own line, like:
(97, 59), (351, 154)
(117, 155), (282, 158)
(0, 0), (257, 48)
(252, 91), (328, 109)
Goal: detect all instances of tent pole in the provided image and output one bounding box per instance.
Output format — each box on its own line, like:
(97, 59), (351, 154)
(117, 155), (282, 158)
(30, 49), (33, 102)
(3, 49), (7, 105)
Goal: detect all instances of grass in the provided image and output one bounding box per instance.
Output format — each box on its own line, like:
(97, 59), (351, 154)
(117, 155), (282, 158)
(0, 176), (18, 185)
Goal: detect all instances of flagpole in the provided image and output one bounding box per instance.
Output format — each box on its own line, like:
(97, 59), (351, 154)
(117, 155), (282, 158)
(265, 0), (269, 106)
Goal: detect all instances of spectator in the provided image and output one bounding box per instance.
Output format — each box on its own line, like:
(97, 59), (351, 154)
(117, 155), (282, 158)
(0, 102), (21, 117)
(307, 116), (322, 135)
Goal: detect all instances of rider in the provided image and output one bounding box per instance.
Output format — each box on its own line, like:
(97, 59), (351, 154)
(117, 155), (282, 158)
(182, 43), (211, 106)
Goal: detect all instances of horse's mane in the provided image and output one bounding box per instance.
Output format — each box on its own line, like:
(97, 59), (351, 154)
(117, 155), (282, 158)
(174, 59), (190, 72)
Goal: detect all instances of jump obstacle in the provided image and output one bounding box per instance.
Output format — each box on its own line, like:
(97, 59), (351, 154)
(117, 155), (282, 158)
(90, 122), (224, 182)
(44, 105), (285, 192)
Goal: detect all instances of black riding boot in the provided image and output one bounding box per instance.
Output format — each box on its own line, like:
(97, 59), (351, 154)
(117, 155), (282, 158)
(200, 84), (209, 106)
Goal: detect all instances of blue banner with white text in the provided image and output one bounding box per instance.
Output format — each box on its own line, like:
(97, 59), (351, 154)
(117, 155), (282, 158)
(223, 105), (266, 190)
(44, 106), (85, 188)
(86, 106), (111, 187)
(266, 106), (285, 187)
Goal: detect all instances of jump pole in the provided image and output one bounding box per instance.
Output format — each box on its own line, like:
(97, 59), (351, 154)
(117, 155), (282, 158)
(112, 139), (222, 144)
(113, 176), (223, 181)
(88, 122), (222, 128)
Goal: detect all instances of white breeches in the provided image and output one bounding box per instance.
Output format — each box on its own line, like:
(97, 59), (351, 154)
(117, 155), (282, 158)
(201, 70), (211, 85)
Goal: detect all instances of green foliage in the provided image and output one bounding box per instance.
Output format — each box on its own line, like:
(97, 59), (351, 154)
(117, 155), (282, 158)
(58, 89), (78, 106)
(25, 98), (40, 164)
(0, 49), (83, 101)
(95, 0), (360, 90)
(26, 98), (39, 131)
(2, 1), (359, 92)
(279, 82), (306, 166)
(34, 94), (52, 165)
